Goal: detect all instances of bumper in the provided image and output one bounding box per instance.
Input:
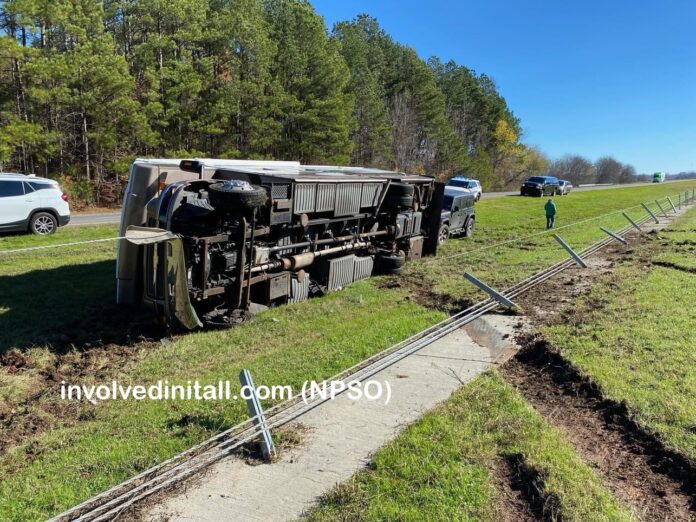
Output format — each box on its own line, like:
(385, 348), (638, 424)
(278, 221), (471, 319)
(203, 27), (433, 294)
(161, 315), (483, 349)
(58, 214), (71, 226)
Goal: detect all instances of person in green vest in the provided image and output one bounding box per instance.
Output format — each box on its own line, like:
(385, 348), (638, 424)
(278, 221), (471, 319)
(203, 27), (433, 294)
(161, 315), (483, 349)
(544, 198), (557, 229)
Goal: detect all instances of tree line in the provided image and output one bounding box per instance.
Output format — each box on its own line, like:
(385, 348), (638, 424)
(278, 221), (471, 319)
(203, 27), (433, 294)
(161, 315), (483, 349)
(0, 0), (639, 203)
(547, 155), (654, 186)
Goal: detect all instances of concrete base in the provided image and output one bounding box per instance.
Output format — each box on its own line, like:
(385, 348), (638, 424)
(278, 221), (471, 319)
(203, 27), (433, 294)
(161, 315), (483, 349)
(147, 315), (524, 521)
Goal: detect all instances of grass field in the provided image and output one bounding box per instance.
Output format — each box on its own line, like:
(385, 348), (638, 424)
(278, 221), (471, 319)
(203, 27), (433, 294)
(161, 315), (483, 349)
(306, 372), (631, 522)
(306, 203), (696, 521)
(0, 181), (694, 519)
(543, 208), (696, 460)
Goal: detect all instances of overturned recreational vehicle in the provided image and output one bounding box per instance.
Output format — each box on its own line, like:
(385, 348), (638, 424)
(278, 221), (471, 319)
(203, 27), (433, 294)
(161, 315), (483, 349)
(116, 159), (444, 329)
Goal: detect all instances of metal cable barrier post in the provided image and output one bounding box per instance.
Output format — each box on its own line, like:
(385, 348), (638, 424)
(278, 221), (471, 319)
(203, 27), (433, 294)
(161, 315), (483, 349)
(600, 227), (627, 245)
(553, 234), (588, 268)
(641, 202), (659, 224)
(463, 272), (517, 310)
(239, 369), (276, 462)
(622, 212), (644, 234)
(654, 199), (669, 218)
(667, 197), (677, 213)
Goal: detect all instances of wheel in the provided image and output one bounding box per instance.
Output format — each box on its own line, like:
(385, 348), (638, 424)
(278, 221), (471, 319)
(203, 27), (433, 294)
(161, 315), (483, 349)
(376, 253), (406, 274)
(209, 181), (268, 210)
(463, 218), (475, 237)
(384, 183), (415, 208)
(438, 224), (450, 244)
(30, 212), (57, 235)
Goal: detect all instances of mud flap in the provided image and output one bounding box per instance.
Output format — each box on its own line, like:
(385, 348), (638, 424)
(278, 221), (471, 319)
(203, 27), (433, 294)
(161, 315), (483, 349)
(125, 226), (203, 330)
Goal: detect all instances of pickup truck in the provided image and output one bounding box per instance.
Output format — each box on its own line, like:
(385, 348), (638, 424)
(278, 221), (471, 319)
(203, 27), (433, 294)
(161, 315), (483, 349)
(439, 186), (475, 244)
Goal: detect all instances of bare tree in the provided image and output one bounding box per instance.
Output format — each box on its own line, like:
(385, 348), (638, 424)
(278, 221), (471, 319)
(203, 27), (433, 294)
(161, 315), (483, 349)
(548, 154), (595, 185)
(389, 91), (421, 173)
(595, 156), (623, 184)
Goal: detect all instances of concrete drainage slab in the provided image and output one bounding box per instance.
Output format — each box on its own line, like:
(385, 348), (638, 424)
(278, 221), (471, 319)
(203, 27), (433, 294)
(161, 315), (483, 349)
(147, 314), (526, 522)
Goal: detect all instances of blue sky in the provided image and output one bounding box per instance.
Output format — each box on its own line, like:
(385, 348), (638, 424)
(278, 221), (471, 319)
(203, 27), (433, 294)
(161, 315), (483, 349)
(312, 0), (696, 174)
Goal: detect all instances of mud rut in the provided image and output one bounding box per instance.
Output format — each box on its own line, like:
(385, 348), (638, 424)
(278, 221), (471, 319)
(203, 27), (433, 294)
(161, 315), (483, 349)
(494, 241), (696, 521)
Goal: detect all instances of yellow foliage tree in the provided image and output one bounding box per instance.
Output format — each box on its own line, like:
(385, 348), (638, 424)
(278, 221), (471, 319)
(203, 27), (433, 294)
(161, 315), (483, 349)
(490, 120), (548, 189)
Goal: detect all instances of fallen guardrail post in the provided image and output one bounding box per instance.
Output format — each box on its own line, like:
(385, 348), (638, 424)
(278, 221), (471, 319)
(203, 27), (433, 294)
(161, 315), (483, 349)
(239, 369), (276, 462)
(641, 203), (659, 224)
(600, 227), (628, 245)
(463, 272), (517, 310)
(622, 212), (644, 234)
(667, 196), (677, 213)
(654, 199), (669, 218)
(553, 234), (588, 268)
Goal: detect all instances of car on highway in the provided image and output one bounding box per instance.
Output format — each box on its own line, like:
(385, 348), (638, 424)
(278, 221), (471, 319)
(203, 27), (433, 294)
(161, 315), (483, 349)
(520, 176), (561, 197)
(446, 176), (482, 201)
(439, 187), (475, 244)
(0, 173), (70, 235)
(558, 180), (573, 195)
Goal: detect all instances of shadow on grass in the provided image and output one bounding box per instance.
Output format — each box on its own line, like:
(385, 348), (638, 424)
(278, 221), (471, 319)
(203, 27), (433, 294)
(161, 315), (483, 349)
(0, 259), (160, 354)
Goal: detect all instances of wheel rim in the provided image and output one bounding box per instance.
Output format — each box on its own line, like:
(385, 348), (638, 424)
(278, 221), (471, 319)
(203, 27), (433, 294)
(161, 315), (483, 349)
(35, 216), (54, 234)
(439, 228), (448, 243)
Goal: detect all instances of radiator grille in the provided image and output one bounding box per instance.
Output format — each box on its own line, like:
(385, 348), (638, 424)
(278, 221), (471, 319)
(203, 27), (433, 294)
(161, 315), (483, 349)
(360, 183), (382, 208)
(316, 183), (336, 212)
(353, 255), (374, 282)
(327, 255), (355, 291)
(334, 183), (362, 216)
(289, 274), (310, 304)
(294, 184), (316, 213)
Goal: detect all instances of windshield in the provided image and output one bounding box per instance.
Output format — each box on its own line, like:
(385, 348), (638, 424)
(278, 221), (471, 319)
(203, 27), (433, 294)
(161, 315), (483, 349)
(527, 176), (545, 183)
(449, 179), (473, 189)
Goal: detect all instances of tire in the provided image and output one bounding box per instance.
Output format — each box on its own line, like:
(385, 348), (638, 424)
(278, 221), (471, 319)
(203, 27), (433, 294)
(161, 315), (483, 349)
(30, 212), (57, 235)
(209, 182), (268, 210)
(384, 183), (414, 208)
(377, 253), (406, 275)
(438, 224), (450, 244)
(463, 218), (475, 237)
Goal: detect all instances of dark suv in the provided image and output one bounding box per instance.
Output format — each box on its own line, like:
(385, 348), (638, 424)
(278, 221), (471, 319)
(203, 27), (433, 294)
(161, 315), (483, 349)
(439, 187), (475, 244)
(520, 176), (561, 197)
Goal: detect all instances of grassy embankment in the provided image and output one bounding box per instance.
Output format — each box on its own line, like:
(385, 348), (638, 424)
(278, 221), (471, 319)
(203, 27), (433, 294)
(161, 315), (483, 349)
(307, 371), (631, 522)
(543, 207), (696, 460)
(307, 204), (696, 521)
(0, 181), (693, 519)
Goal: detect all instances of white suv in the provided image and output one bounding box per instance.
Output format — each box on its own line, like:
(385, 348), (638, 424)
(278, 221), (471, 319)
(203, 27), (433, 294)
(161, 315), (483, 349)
(0, 173), (70, 235)
(447, 177), (483, 201)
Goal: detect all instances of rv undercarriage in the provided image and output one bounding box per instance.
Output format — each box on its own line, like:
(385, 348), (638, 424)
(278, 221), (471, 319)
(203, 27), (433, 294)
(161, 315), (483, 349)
(117, 160), (443, 329)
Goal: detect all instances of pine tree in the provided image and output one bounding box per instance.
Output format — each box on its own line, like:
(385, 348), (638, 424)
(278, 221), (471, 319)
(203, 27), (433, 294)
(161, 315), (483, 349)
(333, 15), (392, 167)
(264, 0), (353, 164)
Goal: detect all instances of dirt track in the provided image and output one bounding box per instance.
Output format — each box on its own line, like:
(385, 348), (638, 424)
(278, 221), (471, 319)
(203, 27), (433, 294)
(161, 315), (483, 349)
(499, 231), (696, 520)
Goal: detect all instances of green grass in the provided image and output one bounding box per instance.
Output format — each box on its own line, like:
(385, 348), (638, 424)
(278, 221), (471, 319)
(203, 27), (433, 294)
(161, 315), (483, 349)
(0, 182), (694, 519)
(414, 181), (696, 303)
(306, 371), (631, 522)
(0, 282), (443, 520)
(0, 225), (118, 353)
(543, 206), (696, 460)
